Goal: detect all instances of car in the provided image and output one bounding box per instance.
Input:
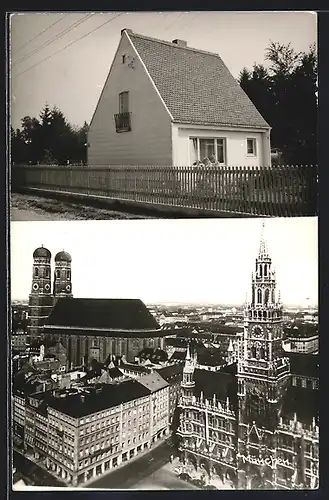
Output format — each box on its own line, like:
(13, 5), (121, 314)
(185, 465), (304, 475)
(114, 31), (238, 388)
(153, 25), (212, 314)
(178, 472), (191, 481)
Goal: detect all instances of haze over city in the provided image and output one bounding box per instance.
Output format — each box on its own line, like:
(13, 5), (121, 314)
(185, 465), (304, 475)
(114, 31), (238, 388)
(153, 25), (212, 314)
(11, 217), (318, 306)
(10, 11), (316, 130)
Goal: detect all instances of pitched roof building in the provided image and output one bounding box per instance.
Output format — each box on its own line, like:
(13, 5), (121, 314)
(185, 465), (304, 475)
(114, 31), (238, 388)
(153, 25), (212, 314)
(88, 29), (271, 167)
(44, 298), (171, 366)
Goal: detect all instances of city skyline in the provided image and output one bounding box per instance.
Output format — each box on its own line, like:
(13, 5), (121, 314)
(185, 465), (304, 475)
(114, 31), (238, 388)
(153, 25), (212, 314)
(11, 217), (318, 306)
(10, 11), (317, 130)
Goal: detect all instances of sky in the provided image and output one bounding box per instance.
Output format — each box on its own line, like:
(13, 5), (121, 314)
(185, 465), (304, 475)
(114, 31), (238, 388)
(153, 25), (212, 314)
(10, 217), (318, 306)
(10, 11), (317, 130)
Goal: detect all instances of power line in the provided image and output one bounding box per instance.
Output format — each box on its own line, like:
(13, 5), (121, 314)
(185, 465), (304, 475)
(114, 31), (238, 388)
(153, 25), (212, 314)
(12, 13), (95, 67)
(13, 13), (69, 54)
(163, 11), (186, 35)
(14, 13), (123, 78)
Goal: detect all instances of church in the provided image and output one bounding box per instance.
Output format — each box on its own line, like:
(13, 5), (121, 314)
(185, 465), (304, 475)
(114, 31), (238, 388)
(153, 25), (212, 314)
(176, 229), (319, 490)
(28, 246), (169, 366)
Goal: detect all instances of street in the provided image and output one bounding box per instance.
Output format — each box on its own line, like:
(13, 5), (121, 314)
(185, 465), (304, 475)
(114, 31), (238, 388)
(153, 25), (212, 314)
(13, 450), (65, 487)
(85, 439), (197, 490)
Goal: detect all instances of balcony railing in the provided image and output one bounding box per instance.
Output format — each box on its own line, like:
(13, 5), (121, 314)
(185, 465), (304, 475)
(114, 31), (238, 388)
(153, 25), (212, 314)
(114, 112), (131, 133)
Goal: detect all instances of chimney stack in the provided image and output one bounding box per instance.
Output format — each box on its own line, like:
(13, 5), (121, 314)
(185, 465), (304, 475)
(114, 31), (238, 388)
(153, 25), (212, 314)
(172, 39), (187, 48)
(121, 28), (133, 36)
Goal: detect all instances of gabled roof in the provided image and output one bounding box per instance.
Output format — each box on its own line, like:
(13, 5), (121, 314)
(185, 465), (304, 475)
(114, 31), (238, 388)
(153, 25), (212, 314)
(45, 298), (160, 332)
(128, 31), (270, 129)
(155, 363), (184, 381)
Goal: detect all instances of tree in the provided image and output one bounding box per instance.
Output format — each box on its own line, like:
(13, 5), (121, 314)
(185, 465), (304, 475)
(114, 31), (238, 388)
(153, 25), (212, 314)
(239, 42), (317, 165)
(11, 104), (90, 165)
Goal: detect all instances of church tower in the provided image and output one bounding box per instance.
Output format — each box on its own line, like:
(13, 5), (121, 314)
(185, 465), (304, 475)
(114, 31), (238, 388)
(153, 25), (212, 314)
(28, 246), (54, 339)
(53, 250), (73, 303)
(238, 223), (290, 425)
(237, 223), (291, 488)
(181, 343), (197, 405)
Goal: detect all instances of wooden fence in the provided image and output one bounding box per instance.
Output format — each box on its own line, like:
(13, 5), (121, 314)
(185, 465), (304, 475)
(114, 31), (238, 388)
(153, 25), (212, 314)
(11, 164), (318, 216)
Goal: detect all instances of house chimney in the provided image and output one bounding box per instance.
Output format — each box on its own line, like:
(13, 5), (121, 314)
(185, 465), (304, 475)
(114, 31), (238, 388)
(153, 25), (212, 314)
(121, 28), (133, 36)
(172, 39), (187, 48)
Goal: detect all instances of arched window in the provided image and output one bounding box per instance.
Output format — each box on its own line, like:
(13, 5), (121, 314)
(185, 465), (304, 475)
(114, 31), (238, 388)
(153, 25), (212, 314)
(260, 347), (265, 359)
(263, 311), (267, 320)
(259, 265), (263, 277)
(252, 288), (255, 304)
(272, 290), (275, 303)
(249, 311), (252, 320)
(34, 267), (39, 277)
(264, 289), (269, 305)
(264, 265), (267, 277)
(67, 270), (71, 280)
(251, 347), (256, 358)
(56, 269), (60, 279)
(257, 289), (262, 304)
(45, 267), (50, 278)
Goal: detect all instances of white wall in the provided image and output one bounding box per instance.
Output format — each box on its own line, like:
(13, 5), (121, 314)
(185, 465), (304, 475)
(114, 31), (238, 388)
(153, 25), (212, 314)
(88, 33), (172, 166)
(172, 125), (271, 167)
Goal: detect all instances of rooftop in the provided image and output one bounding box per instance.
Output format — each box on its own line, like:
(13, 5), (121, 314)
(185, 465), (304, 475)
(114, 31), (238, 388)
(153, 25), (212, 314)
(281, 385), (319, 425)
(45, 298), (160, 332)
(288, 353), (319, 378)
(194, 368), (238, 408)
(48, 380), (151, 417)
(137, 371), (169, 392)
(155, 363), (184, 381)
(128, 30), (269, 129)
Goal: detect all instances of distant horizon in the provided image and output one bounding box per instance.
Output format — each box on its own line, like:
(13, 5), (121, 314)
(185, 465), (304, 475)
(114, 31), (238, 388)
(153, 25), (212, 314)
(11, 297), (318, 309)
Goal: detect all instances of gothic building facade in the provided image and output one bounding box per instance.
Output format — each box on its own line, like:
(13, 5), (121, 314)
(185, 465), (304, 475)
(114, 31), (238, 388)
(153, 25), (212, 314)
(28, 247), (72, 339)
(176, 228), (319, 490)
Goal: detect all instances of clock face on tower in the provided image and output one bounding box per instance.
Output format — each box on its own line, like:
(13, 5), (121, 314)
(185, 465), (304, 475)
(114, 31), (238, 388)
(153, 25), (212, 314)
(252, 326), (263, 338)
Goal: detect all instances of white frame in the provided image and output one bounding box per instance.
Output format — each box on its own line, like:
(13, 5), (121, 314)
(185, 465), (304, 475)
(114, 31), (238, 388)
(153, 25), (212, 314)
(246, 138), (257, 156)
(190, 137), (227, 164)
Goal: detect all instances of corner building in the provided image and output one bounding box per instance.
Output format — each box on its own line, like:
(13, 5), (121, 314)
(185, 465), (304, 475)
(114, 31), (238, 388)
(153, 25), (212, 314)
(177, 227), (319, 490)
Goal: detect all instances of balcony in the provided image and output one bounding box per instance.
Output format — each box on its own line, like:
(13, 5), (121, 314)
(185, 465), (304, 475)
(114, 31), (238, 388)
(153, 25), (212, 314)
(114, 112), (131, 133)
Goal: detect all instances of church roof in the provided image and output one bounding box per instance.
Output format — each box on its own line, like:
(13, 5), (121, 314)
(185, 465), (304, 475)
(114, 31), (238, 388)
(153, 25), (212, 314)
(45, 298), (161, 333)
(128, 31), (270, 129)
(55, 250), (72, 263)
(33, 246), (51, 259)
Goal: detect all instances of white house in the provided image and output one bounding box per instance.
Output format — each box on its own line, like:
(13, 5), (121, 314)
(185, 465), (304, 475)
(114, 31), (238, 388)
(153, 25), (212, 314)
(88, 29), (271, 167)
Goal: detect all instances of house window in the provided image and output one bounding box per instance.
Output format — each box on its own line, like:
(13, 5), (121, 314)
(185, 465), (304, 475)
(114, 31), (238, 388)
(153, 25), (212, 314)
(119, 92), (129, 114)
(190, 138), (226, 165)
(115, 92), (131, 132)
(247, 138), (257, 156)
